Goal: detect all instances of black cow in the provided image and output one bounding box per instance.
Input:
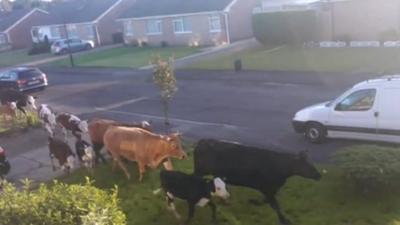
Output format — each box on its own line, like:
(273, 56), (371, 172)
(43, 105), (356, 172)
(0, 89), (37, 114)
(158, 170), (230, 224)
(194, 139), (321, 225)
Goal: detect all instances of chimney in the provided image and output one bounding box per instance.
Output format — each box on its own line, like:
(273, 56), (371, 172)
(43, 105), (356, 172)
(0, 0), (13, 12)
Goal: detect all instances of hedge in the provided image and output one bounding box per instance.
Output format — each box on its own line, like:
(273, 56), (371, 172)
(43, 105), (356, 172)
(252, 10), (318, 45)
(0, 178), (126, 225)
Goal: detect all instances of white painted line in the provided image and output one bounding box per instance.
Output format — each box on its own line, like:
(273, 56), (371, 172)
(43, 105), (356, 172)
(261, 45), (286, 54)
(94, 108), (238, 129)
(98, 97), (149, 111)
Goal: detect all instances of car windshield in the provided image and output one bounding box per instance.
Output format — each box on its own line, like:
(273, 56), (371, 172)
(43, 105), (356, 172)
(0, 71), (17, 81)
(1, 1), (399, 225)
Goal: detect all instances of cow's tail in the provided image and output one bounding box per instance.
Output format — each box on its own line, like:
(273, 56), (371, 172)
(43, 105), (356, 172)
(153, 188), (162, 195)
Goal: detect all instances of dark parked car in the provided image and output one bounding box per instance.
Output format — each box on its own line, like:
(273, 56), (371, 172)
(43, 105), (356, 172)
(0, 67), (48, 92)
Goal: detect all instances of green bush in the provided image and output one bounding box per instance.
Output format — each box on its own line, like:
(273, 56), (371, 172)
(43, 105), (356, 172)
(252, 10), (318, 45)
(0, 179), (126, 225)
(333, 145), (400, 192)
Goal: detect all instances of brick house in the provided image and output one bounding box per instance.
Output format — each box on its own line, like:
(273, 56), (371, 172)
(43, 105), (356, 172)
(117, 0), (259, 47)
(0, 8), (49, 51)
(31, 0), (134, 46)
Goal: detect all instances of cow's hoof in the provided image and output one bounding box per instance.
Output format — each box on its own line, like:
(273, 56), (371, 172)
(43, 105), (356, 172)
(248, 199), (263, 206)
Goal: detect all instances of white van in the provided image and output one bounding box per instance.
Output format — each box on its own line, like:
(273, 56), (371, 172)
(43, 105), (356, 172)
(292, 75), (400, 144)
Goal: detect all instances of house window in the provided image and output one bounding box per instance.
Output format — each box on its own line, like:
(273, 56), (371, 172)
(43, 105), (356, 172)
(50, 26), (61, 39)
(85, 25), (95, 38)
(124, 21), (134, 36)
(209, 15), (221, 33)
(67, 24), (79, 38)
(146, 20), (162, 35)
(0, 34), (7, 44)
(173, 17), (192, 34)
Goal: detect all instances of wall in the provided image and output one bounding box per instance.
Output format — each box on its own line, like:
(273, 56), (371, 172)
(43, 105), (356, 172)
(8, 10), (50, 49)
(319, 0), (400, 41)
(97, 0), (136, 45)
(123, 13), (228, 46)
(227, 0), (260, 42)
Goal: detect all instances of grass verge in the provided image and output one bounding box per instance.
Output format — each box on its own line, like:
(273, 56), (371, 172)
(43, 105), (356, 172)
(187, 45), (400, 73)
(0, 112), (41, 136)
(0, 49), (52, 67)
(49, 47), (200, 68)
(61, 147), (400, 225)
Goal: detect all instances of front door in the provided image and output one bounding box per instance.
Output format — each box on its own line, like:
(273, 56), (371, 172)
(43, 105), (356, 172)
(327, 88), (379, 140)
(376, 87), (400, 143)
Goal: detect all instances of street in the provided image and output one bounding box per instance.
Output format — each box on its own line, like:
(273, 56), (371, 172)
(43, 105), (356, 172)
(1, 68), (379, 166)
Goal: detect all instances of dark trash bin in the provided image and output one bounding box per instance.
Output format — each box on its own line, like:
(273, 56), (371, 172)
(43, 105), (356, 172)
(234, 59), (242, 72)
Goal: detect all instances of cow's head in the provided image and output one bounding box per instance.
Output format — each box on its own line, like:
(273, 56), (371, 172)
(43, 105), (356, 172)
(26, 95), (37, 111)
(141, 120), (152, 131)
(78, 120), (89, 133)
(167, 133), (187, 160)
(210, 177), (230, 200)
(293, 150), (321, 180)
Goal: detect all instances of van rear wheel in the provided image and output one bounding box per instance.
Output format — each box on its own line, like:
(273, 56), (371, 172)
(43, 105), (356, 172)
(305, 122), (327, 144)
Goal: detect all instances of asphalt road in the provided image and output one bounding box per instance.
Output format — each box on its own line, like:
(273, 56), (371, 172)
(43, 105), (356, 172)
(2, 68), (379, 163)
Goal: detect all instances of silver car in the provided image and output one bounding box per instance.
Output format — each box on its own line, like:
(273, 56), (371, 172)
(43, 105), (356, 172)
(51, 38), (95, 55)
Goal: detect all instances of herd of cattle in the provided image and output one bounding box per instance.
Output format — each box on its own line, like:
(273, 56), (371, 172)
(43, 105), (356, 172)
(0, 89), (322, 225)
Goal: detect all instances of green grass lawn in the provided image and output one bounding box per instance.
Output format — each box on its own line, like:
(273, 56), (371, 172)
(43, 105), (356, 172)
(61, 149), (400, 225)
(0, 49), (52, 67)
(49, 47), (200, 68)
(187, 46), (400, 73)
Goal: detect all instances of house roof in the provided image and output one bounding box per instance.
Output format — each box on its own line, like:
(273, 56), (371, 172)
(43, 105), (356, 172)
(119, 0), (234, 19)
(39, 0), (121, 26)
(0, 8), (38, 32)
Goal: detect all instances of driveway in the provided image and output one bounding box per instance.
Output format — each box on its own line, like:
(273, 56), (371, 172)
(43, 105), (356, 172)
(0, 67), (381, 183)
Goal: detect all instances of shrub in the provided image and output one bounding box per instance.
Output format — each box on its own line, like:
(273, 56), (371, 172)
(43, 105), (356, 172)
(252, 10), (318, 45)
(0, 178), (126, 225)
(28, 42), (50, 55)
(333, 145), (400, 192)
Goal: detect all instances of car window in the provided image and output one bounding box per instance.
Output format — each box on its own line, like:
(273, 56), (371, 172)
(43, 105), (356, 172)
(336, 89), (376, 111)
(0, 71), (18, 81)
(19, 70), (42, 79)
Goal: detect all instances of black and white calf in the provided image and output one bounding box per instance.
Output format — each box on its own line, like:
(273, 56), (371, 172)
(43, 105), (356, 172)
(37, 104), (57, 137)
(75, 134), (95, 170)
(157, 170), (230, 224)
(0, 89), (37, 115)
(56, 113), (88, 141)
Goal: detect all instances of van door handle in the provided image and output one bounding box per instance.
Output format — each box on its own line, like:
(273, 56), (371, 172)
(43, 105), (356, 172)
(374, 112), (379, 117)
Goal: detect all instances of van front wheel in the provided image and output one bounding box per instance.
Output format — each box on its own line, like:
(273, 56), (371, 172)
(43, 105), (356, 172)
(305, 122), (327, 144)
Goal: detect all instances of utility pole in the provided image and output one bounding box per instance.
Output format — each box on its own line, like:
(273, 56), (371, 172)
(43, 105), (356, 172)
(63, 19), (74, 67)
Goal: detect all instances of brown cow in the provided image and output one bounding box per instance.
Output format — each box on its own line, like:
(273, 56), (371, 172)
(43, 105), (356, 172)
(48, 137), (75, 174)
(88, 118), (152, 164)
(103, 126), (187, 181)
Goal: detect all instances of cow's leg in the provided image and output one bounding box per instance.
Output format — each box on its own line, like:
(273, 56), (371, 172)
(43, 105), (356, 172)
(208, 200), (217, 221)
(138, 162), (146, 182)
(264, 195), (291, 225)
(166, 194), (181, 220)
(45, 123), (54, 137)
(115, 158), (131, 180)
(49, 153), (56, 171)
(61, 127), (68, 142)
(184, 202), (196, 225)
(93, 143), (106, 164)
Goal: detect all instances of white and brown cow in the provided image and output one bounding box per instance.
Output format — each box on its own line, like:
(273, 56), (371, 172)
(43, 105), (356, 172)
(0, 102), (17, 121)
(103, 126), (187, 181)
(48, 137), (75, 174)
(37, 104), (57, 137)
(56, 113), (88, 141)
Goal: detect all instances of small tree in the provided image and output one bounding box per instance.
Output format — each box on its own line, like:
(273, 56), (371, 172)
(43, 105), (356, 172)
(151, 55), (177, 129)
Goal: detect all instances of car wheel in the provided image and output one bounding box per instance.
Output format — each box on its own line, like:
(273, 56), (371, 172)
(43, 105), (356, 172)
(305, 122), (327, 144)
(60, 49), (68, 54)
(85, 44), (92, 50)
